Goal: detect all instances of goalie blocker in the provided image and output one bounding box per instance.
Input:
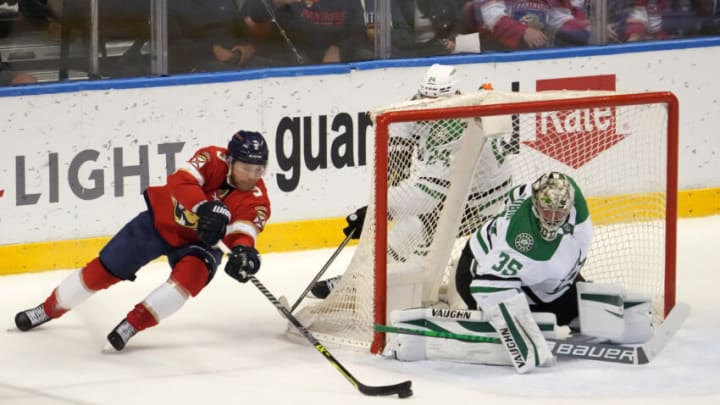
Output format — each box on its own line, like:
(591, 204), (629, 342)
(383, 282), (654, 372)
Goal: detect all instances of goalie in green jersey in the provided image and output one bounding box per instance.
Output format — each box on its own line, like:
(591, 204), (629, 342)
(384, 172), (655, 373)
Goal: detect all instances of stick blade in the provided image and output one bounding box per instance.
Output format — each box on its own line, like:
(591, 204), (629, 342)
(358, 380), (413, 398)
(638, 302), (690, 364)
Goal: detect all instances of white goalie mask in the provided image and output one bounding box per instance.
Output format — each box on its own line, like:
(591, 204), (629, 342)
(418, 64), (457, 98)
(531, 172), (574, 241)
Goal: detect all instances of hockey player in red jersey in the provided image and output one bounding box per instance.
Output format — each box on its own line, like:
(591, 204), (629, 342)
(14, 130), (271, 351)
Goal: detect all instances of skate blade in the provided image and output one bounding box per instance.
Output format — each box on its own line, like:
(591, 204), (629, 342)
(101, 342), (121, 354)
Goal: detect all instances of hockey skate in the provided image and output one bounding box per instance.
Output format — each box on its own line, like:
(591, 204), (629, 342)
(107, 319), (137, 351)
(310, 275), (342, 299)
(14, 304), (50, 331)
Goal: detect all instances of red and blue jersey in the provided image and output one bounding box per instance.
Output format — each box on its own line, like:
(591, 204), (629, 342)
(144, 145), (271, 250)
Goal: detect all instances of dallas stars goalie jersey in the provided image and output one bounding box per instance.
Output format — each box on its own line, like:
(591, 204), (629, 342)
(466, 177), (593, 305)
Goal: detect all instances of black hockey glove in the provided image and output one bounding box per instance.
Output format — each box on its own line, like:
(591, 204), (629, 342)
(224, 245), (261, 283)
(196, 200), (231, 247)
(343, 206), (367, 239)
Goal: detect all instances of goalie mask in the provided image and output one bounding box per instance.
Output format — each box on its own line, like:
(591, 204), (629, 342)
(531, 172), (574, 241)
(418, 64), (458, 98)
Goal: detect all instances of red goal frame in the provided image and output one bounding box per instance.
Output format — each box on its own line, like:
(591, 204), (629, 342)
(371, 92), (679, 354)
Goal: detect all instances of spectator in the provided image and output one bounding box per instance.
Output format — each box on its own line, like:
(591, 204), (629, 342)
(467, 0), (591, 51)
(246, 0), (372, 65)
(568, 0), (628, 43)
(662, 0), (712, 38)
(0, 55), (37, 85)
(167, 0), (263, 74)
(390, 0), (469, 58)
(624, 0), (670, 41)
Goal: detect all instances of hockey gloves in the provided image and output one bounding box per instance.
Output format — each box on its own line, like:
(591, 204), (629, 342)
(225, 245), (261, 283)
(196, 200), (231, 247)
(343, 206), (367, 239)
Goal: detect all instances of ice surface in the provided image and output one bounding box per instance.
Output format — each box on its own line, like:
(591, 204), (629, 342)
(1, 216), (719, 404)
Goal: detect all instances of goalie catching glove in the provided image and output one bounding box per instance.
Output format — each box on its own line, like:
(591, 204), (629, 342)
(224, 245), (261, 283)
(196, 200), (231, 247)
(343, 206), (367, 239)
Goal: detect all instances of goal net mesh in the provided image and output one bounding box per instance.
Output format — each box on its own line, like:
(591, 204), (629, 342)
(295, 90), (677, 352)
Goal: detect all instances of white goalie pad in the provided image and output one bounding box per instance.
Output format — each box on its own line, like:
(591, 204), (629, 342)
(383, 298), (557, 371)
(576, 282), (654, 344)
(614, 292), (654, 344)
(577, 281), (626, 340)
(484, 293), (555, 373)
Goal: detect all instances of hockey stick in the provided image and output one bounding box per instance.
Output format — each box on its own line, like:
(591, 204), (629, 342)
(290, 229), (356, 312)
(375, 324), (500, 343)
(217, 242), (413, 398)
(376, 302), (690, 366)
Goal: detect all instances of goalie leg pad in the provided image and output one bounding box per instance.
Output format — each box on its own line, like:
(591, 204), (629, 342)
(384, 306), (557, 367)
(613, 293), (654, 344)
(469, 279), (522, 310)
(485, 293), (554, 373)
(577, 282), (626, 341)
(385, 307), (503, 363)
(383, 333), (427, 361)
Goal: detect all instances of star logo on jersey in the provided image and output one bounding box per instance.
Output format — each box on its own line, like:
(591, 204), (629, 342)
(189, 152), (210, 170)
(524, 75), (627, 169)
(514, 233), (534, 253)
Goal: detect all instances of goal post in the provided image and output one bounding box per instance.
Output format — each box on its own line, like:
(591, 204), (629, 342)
(296, 90), (679, 354)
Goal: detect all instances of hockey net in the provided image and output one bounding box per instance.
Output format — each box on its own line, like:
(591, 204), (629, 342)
(295, 90), (678, 353)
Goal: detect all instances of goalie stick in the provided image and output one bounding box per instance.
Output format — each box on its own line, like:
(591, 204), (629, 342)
(375, 302), (689, 366)
(217, 242), (413, 398)
(290, 229), (356, 312)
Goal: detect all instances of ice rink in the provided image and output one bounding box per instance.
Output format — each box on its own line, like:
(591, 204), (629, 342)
(2, 216), (719, 405)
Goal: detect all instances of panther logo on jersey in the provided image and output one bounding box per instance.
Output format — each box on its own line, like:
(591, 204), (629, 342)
(172, 197), (199, 229)
(514, 232), (534, 253)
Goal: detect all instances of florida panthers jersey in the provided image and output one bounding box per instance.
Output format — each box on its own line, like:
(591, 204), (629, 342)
(467, 177), (592, 304)
(144, 145), (271, 249)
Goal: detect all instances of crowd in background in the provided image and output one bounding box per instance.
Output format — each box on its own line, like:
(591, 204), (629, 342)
(0, 0), (718, 85)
